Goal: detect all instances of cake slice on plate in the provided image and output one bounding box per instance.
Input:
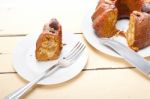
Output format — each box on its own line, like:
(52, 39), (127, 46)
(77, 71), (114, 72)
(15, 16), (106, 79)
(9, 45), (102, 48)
(35, 18), (62, 61)
(126, 11), (150, 51)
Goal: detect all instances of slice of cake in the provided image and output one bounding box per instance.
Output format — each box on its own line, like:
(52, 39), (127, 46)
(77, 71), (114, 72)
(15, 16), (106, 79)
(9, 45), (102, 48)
(126, 11), (150, 51)
(35, 18), (62, 61)
(92, 2), (118, 37)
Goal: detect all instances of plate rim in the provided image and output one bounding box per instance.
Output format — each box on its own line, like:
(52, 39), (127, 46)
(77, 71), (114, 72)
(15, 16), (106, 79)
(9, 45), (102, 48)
(82, 7), (150, 58)
(12, 32), (88, 85)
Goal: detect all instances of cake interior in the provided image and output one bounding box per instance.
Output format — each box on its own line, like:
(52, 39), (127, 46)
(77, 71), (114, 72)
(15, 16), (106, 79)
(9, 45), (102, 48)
(101, 9), (118, 37)
(126, 15), (135, 49)
(39, 34), (59, 60)
(36, 19), (61, 61)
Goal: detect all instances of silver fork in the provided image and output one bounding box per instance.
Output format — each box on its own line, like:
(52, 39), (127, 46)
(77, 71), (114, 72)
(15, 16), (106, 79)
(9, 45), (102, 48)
(5, 41), (86, 99)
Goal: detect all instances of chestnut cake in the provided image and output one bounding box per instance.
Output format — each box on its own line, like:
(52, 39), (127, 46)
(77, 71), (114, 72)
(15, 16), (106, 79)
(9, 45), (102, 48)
(35, 19), (62, 61)
(127, 11), (150, 51)
(92, 2), (118, 37)
(92, 0), (143, 38)
(92, 0), (150, 51)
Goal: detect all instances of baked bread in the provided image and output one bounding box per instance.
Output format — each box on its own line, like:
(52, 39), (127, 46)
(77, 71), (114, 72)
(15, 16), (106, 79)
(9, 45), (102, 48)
(35, 19), (62, 61)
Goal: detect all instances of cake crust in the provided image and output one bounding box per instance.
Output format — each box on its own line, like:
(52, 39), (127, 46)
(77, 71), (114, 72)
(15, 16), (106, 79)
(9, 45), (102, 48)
(92, 2), (118, 37)
(92, 0), (150, 51)
(127, 11), (150, 51)
(35, 19), (62, 61)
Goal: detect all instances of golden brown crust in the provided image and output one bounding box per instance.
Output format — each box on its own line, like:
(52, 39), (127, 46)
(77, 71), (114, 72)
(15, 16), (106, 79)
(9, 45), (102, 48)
(92, 1), (118, 38)
(92, 0), (150, 51)
(115, 0), (143, 19)
(127, 11), (150, 51)
(93, 0), (144, 20)
(92, 0), (144, 38)
(92, 1), (116, 21)
(91, 0), (143, 37)
(92, 6), (118, 37)
(35, 19), (62, 61)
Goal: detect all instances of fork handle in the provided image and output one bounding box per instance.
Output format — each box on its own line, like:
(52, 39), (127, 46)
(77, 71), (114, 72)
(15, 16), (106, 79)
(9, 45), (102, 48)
(5, 64), (60, 99)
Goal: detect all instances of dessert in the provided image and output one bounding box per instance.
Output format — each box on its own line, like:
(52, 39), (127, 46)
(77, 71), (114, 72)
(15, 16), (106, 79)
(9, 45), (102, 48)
(92, 0), (143, 38)
(126, 11), (150, 51)
(35, 19), (62, 61)
(92, 2), (118, 37)
(91, 0), (150, 51)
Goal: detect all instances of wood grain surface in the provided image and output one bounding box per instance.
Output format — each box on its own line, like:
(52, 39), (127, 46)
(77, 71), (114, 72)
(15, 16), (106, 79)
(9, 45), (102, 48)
(0, 0), (150, 99)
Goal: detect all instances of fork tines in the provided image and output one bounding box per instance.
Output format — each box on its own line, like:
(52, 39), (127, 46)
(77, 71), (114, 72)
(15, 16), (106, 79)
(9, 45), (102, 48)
(63, 41), (85, 60)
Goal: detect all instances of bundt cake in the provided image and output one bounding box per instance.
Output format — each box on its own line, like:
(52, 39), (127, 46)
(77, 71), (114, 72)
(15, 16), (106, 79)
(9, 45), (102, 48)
(92, 2), (118, 37)
(35, 18), (62, 61)
(92, 0), (143, 38)
(126, 11), (150, 51)
(92, 0), (150, 51)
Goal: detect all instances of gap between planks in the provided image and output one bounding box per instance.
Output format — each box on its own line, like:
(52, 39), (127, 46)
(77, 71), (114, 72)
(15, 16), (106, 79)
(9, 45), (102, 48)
(0, 33), (135, 74)
(0, 67), (135, 74)
(0, 33), (83, 37)
(0, 34), (27, 37)
(82, 67), (135, 71)
(0, 33), (80, 54)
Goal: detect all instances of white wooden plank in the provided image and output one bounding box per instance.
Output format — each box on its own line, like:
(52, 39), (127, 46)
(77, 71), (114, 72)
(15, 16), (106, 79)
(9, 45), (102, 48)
(0, 69), (150, 99)
(0, 37), (24, 53)
(1, 35), (150, 72)
(0, 0), (98, 34)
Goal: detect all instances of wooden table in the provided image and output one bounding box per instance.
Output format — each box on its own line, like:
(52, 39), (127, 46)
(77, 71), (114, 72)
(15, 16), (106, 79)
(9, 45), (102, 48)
(1, 0), (150, 99)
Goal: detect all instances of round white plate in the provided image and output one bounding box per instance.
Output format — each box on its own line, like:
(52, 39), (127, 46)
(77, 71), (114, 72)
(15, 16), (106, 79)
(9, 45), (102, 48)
(82, 7), (150, 58)
(13, 32), (88, 85)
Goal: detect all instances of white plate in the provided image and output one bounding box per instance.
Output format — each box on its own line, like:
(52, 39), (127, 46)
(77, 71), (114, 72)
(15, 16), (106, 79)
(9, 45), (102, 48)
(13, 32), (88, 85)
(82, 7), (150, 58)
